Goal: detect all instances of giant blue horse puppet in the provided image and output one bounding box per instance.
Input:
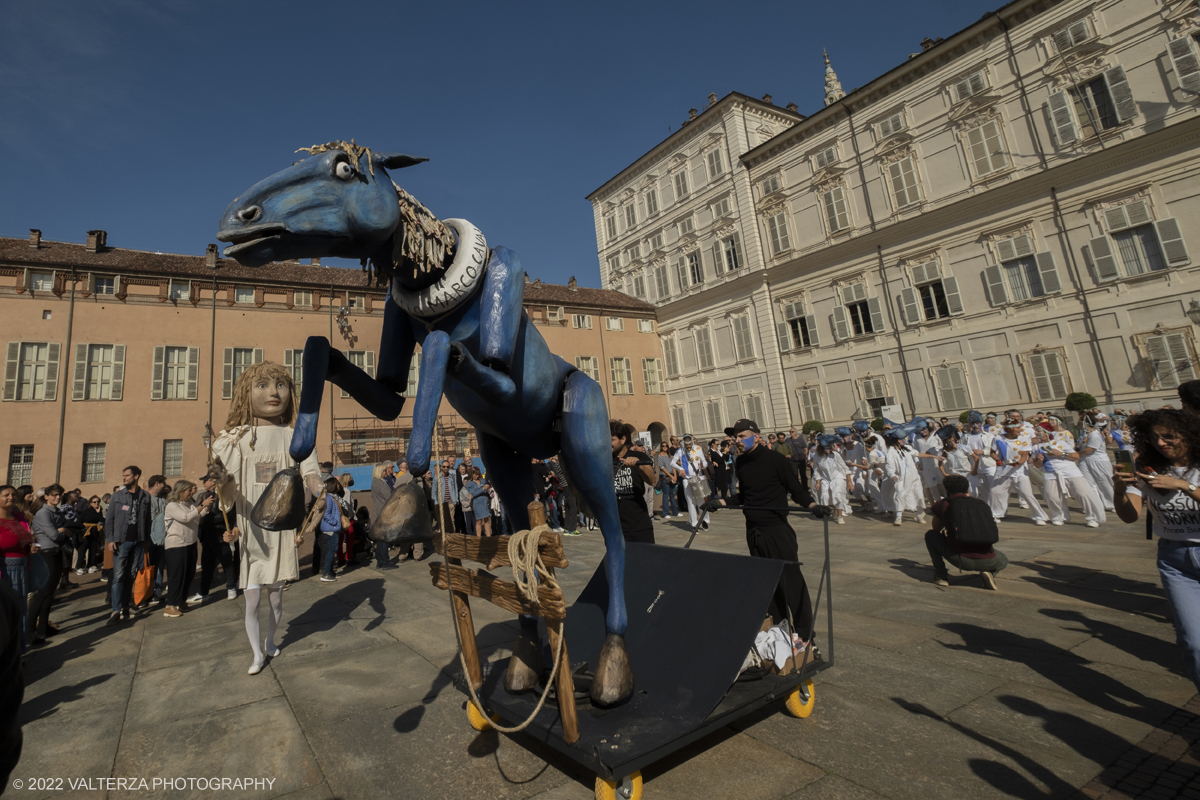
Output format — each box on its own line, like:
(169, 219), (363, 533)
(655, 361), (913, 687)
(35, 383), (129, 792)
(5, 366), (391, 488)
(216, 141), (632, 706)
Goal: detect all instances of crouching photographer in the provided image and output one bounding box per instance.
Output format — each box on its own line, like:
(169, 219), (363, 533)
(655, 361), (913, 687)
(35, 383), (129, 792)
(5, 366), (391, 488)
(925, 474), (1007, 590)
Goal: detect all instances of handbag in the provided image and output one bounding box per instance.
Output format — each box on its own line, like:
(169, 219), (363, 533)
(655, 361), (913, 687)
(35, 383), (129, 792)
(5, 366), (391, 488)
(29, 553), (49, 591)
(133, 552), (156, 606)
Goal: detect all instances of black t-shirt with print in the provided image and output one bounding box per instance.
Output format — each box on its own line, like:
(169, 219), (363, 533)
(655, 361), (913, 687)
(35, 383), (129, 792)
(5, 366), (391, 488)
(613, 450), (655, 544)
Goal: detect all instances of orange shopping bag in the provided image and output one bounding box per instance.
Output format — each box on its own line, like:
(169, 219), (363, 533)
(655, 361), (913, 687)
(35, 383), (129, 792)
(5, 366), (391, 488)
(133, 552), (156, 606)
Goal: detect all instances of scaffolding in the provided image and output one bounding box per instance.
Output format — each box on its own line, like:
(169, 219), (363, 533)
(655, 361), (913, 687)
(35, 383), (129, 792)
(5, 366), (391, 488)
(331, 412), (479, 467)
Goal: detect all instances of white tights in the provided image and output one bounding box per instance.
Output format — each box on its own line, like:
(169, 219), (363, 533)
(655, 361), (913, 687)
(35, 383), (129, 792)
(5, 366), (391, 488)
(244, 582), (284, 666)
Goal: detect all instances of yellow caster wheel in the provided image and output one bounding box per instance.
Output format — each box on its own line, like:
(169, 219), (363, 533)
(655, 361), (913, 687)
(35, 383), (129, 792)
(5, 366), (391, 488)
(466, 701), (498, 731)
(595, 771), (642, 800)
(784, 679), (815, 718)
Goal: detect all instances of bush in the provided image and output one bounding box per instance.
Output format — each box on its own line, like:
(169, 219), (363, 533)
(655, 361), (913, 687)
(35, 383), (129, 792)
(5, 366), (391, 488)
(870, 418), (886, 432)
(1064, 392), (1098, 412)
(802, 420), (825, 435)
(959, 410), (971, 424)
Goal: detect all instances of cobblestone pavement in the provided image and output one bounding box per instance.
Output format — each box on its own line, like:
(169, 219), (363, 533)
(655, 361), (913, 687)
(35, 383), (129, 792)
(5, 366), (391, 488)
(12, 498), (1199, 799)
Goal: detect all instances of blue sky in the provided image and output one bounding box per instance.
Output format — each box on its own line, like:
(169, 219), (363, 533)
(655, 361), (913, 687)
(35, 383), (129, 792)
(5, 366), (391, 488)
(1, 0), (1001, 288)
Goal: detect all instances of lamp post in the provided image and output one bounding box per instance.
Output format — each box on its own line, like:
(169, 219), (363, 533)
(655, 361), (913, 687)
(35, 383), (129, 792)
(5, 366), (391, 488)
(1186, 299), (1200, 327)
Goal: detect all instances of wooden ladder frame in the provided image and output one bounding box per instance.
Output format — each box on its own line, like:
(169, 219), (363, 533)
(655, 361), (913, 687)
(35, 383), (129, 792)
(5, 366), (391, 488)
(430, 501), (580, 744)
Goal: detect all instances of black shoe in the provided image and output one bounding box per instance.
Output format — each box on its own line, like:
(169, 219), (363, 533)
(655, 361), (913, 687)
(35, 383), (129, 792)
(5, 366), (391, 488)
(121, 608), (131, 620)
(106, 612), (121, 627)
(376, 563), (398, 571)
(701, 521), (709, 531)
(30, 636), (47, 647)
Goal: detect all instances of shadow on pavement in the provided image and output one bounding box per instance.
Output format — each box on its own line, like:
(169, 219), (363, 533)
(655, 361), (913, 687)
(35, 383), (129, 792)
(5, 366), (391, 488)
(887, 557), (934, 582)
(20, 673), (116, 723)
(1015, 560), (1165, 617)
(937, 623), (1179, 727)
(1039, 608), (1182, 674)
(281, 576), (385, 647)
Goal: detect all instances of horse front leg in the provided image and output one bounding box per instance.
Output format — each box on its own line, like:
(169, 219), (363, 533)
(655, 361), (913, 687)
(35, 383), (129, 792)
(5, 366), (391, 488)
(290, 335), (408, 463)
(404, 330), (451, 477)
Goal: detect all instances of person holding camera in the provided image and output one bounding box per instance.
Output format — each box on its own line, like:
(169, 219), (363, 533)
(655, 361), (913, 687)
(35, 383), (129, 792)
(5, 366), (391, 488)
(925, 474), (1007, 590)
(1114, 408), (1200, 693)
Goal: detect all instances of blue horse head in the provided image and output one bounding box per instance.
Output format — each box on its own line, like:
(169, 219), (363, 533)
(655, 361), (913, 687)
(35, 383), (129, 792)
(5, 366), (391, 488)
(217, 141), (426, 268)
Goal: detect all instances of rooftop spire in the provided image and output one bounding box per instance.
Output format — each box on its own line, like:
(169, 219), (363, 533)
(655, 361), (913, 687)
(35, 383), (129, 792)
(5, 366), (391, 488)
(823, 49), (845, 106)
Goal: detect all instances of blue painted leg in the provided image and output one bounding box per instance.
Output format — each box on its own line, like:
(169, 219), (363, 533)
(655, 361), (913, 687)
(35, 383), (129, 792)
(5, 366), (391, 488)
(291, 335), (407, 462)
(405, 331), (451, 477)
(475, 429), (542, 691)
(558, 370), (633, 705)
(448, 342), (517, 405)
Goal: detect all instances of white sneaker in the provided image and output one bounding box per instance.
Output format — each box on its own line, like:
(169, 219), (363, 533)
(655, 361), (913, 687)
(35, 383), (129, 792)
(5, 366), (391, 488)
(187, 594), (204, 604)
(916, 513), (926, 525)
(1086, 521), (1100, 528)
(88, 566), (97, 573)
(1018, 501), (1029, 509)
(75, 568), (84, 576)
(836, 517), (845, 525)
(1034, 520), (1046, 526)
(1051, 520), (1064, 526)
(227, 589), (238, 600)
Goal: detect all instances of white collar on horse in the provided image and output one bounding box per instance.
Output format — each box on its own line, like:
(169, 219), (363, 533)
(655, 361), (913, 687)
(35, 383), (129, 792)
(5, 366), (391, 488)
(389, 216), (489, 320)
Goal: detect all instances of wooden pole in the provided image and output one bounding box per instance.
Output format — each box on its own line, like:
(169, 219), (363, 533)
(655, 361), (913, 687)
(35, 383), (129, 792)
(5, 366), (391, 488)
(438, 417), (483, 691)
(526, 501), (579, 744)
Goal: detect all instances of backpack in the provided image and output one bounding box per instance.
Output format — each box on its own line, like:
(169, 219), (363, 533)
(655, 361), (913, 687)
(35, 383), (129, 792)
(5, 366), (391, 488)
(943, 496), (998, 545)
(150, 496), (168, 546)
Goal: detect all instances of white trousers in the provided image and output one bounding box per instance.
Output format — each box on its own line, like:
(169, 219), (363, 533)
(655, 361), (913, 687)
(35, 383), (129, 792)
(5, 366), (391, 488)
(1079, 457), (1115, 511)
(988, 473), (1048, 522)
(1041, 473), (1106, 525)
(683, 478), (710, 528)
(968, 471), (993, 500)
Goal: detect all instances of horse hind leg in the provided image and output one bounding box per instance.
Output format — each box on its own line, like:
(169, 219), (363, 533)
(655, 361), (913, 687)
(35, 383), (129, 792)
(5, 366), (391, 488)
(557, 371), (633, 706)
(474, 430), (542, 692)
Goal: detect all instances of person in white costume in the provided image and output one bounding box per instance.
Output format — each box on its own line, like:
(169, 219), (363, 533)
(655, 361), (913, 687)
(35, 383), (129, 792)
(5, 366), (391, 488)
(1079, 413), (1116, 512)
(1036, 414), (1106, 527)
(883, 430), (925, 526)
(209, 362), (322, 675)
(839, 429), (869, 507)
(813, 435), (852, 524)
(988, 419), (1049, 525)
(962, 412), (997, 499)
(670, 434), (711, 530)
(864, 433), (892, 515)
(915, 423), (946, 504)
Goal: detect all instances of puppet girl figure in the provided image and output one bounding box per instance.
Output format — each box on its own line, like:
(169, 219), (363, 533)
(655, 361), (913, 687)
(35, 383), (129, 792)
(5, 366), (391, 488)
(210, 362), (322, 675)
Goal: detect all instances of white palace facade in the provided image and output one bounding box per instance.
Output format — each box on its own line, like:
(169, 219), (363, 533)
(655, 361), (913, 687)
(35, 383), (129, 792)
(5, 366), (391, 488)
(588, 0), (1200, 437)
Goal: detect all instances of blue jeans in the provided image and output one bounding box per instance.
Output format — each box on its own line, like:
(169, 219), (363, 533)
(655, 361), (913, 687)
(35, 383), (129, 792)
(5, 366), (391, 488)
(111, 541), (144, 614)
(322, 532), (338, 576)
(1158, 538), (1200, 693)
(375, 541), (390, 567)
(658, 476), (678, 516)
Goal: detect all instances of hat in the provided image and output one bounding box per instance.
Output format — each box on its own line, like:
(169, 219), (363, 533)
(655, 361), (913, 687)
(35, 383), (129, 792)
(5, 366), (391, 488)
(852, 420), (871, 434)
(935, 424), (958, 441)
(968, 410), (983, 425)
(817, 434), (840, 448)
(724, 419), (760, 436)
(201, 472), (215, 482)
(834, 426), (854, 437)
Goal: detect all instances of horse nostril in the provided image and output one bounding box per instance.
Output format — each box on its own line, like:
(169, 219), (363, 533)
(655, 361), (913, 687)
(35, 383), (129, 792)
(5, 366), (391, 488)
(238, 205), (261, 223)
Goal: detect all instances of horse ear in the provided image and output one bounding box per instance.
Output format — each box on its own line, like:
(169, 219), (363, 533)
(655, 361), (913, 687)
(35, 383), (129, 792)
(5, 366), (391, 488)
(371, 152), (428, 170)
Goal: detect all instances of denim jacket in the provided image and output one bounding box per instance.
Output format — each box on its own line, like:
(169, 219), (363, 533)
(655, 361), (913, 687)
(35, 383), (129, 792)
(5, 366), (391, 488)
(104, 487), (151, 545)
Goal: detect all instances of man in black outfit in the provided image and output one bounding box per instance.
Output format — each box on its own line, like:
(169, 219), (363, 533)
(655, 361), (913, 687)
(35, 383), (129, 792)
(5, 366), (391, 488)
(611, 421), (656, 544)
(717, 419), (828, 642)
(925, 474), (1007, 589)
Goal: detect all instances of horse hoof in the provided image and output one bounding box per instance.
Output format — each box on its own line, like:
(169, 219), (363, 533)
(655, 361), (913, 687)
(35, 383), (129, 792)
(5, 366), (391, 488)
(504, 626), (543, 693)
(590, 633), (633, 707)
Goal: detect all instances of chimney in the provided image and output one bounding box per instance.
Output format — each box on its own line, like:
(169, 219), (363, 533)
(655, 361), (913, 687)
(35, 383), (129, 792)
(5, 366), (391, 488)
(524, 274), (531, 283)
(707, 92), (718, 107)
(206, 243), (219, 268)
(921, 37), (941, 51)
(29, 229), (41, 249)
(85, 229), (107, 253)
(762, 94), (773, 104)
(311, 257), (321, 266)
(688, 107), (698, 121)
(568, 276), (578, 290)
(786, 102), (799, 113)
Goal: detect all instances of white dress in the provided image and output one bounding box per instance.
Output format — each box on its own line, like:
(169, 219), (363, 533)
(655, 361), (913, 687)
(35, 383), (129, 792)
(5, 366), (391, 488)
(212, 425), (321, 587)
(1078, 429), (1115, 511)
(884, 446), (923, 516)
(814, 452), (850, 513)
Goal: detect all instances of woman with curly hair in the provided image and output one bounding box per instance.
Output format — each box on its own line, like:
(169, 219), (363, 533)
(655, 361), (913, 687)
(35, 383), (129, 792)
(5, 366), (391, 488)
(1115, 408), (1200, 692)
(208, 362), (323, 675)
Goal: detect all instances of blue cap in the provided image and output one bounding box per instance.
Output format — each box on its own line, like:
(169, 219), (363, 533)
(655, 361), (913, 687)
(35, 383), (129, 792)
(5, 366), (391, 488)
(968, 410), (983, 424)
(817, 434), (840, 448)
(852, 420), (871, 434)
(935, 424), (958, 441)
(834, 426), (854, 437)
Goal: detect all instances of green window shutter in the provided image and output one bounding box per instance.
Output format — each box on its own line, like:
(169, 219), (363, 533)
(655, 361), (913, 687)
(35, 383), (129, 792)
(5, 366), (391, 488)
(72, 343), (88, 401)
(805, 314), (820, 348)
(1104, 66), (1137, 123)
(867, 297), (885, 333)
(1088, 236), (1121, 281)
(222, 348), (234, 400)
(900, 287), (922, 326)
(1035, 252), (1062, 294)
(832, 305), (851, 340)
(1047, 90), (1078, 146)
(942, 276), (964, 315)
(1155, 218), (1190, 266)
(776, 322), (791, 354)
(151, 346), (165, 400)
(1168, 37), (1200, 93)
(2, 342), (17, 401)
(44, 343), (61, 402)
(187, 347), (200, 400)
(984, 264), (1008, 306)
(110, 345), (126, 401)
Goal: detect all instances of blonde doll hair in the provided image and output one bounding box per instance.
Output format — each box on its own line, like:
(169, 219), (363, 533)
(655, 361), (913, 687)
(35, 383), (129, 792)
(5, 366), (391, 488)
(223, 361), (298, 449)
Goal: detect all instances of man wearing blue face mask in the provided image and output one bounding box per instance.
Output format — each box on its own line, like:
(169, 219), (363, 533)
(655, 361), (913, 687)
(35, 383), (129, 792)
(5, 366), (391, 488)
(716, 419), (829, 643)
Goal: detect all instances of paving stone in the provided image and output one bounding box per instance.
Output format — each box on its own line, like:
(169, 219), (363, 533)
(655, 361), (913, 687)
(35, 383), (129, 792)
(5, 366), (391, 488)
(14, 701), (127, 800)
(136, 618), (250, 671)
(782, 774), (887, 799)
(114, 696), (322, 799)
(125, 650), (285, 726)
(831, 611), (936, 652)
(637, 731), (822, 799)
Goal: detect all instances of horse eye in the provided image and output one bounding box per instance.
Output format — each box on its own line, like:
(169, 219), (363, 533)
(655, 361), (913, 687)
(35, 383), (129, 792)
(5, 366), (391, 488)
(335, 161), (354, 180)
